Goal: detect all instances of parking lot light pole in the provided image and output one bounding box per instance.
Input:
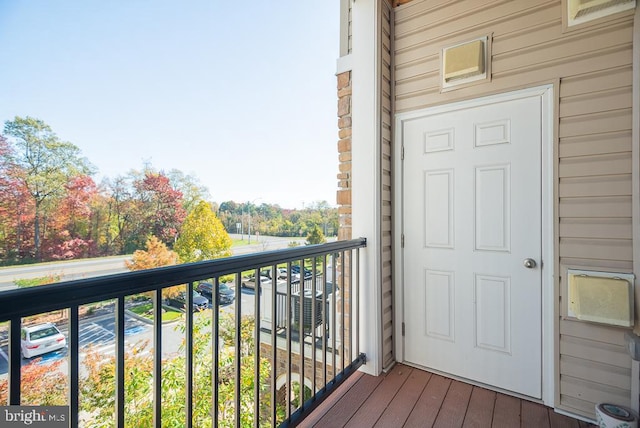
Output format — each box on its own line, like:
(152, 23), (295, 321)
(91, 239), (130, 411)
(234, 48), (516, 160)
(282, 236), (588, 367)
(247, 198), (261, 244)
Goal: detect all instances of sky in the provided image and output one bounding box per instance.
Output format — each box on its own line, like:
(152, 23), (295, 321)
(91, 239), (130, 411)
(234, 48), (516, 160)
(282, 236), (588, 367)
(0, 1), (340, 209)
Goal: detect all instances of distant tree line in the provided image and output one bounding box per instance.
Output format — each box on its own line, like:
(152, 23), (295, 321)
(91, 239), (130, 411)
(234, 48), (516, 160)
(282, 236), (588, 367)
(218, 200), (338, 239)
(0, 116), (337, 265)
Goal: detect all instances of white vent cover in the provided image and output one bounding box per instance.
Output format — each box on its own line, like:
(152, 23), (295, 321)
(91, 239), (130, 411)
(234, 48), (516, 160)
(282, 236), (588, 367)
(567, 269), (634, 327)
(568, 0), (636, 26)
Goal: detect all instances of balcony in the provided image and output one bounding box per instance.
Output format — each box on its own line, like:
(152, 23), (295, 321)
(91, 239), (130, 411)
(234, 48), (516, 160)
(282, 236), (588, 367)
(0, 238), (595, 427)
(0, 239), (366, 427)
(301, 364), (596, 428)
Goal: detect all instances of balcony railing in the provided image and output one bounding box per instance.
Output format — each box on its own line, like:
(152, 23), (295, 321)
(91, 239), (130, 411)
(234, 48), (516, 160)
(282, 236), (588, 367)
(0, 238), (367, 427)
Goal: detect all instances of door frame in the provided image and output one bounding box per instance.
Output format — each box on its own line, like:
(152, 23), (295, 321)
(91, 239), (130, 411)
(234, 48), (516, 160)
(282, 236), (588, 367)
(393, 85), (555, 406)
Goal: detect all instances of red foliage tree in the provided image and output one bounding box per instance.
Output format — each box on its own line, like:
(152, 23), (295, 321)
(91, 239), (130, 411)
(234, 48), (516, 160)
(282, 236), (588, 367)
(134, 172), (186, 247)
(42, 175), (99, 260)
(0, 135), (35, 261)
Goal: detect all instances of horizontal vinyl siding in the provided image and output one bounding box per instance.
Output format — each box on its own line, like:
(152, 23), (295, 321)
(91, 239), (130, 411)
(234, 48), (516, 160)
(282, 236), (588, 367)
(381, 1), (394, 370)
(393, 0), (634, 419)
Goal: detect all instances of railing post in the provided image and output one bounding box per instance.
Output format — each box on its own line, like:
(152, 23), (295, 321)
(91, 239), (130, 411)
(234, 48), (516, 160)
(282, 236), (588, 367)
(186, 282), (194, 428)
(8, 316), (21, 406)
(270, 268), (278, 427)
(153, 289), (163, 427)
(254, 268), (262, 428)
(213, 277), (220, 428)
(115, 297), (125, 428)
(234, 272), (242, 428)
(69, 306), (79, 428)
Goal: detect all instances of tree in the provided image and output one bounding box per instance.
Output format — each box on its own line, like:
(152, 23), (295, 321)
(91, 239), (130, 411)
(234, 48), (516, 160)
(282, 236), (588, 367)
(305, 224), (326, 245)
(3, 116), (93, 260)
(0, 358), (67, 406)
(125, 236), (180, 298)
(134, 172), (186, 247)
(125, 235), (178, 271)
(0, 135), (35, 261)
(102, 175), (138, 255)
(167, 169), (211, 215)
(174, 200), (232, 263)
(44, 175), (98, 260)
(79, 313), (276, 427)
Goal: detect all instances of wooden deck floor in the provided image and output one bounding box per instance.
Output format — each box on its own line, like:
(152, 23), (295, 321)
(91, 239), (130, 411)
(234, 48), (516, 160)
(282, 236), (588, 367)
(299, 364), (595, 428)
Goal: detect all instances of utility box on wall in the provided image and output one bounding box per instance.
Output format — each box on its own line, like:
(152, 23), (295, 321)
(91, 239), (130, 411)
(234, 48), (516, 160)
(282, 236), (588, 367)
(567, 269), (635, 327)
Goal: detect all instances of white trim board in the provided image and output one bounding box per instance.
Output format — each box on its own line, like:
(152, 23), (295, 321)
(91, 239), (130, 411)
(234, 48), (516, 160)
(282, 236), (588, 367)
(351, 0), (383, 376)
(393, 85), (555, 407)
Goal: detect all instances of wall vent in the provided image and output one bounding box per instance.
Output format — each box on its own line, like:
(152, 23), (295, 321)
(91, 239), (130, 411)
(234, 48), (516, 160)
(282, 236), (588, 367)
(441, 36), (489, 90)
(567, 0), (635, 26)
(567, 269), (635, 327)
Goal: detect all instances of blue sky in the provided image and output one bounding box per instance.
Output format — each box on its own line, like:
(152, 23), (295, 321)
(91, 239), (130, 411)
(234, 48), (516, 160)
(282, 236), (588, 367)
(0, 2), (340, 209)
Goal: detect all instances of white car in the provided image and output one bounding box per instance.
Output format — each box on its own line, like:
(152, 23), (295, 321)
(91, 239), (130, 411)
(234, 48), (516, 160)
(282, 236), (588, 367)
(21, 323), (67, 359)
(241, 275), (272, 290)
(264, 267), (299, 281)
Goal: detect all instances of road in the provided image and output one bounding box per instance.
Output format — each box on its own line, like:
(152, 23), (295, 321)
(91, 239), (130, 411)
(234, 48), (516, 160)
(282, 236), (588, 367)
(0, 234), (312, 292)
(0, 256), (131, 292)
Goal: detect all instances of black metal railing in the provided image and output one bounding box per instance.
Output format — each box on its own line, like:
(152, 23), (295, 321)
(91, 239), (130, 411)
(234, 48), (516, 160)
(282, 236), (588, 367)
(0, 238), (366, 427)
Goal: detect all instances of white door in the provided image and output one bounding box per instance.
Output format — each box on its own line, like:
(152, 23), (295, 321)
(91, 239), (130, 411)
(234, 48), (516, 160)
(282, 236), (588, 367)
(402, 93), (542, 398)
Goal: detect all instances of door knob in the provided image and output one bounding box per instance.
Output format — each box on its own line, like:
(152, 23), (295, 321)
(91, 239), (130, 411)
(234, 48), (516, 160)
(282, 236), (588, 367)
(523, 258), (537, 269)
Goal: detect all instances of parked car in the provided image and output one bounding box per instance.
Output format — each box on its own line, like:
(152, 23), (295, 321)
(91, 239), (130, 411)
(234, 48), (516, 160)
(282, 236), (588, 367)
(196, 282), (235, 305)
(291, 265), (313, 279)
(166, 290), (209, 311)
(263, 267), (299, 281)
(241, 274), (272, 289)
(21, 323), (67, 359)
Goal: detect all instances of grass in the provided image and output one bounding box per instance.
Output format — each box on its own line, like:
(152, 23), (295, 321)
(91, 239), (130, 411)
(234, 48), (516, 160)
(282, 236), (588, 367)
(129, 302), (183, 322)
(162, 310), (182, 322)
(231, 239), (251, 247)
(15, 274), (61, 287)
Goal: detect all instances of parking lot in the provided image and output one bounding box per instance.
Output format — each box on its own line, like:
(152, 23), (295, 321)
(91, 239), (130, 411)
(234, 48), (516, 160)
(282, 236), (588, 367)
(0, 313), (150, 375)
(0, 278), (301, 377)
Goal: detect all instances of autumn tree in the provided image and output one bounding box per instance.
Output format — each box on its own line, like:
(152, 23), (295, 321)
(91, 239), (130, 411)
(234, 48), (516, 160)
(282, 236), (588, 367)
(134, 172), (186, 248)
(102, 175), (138, 255)
(174, 200), (232, 263)
(0, 135), (35, 261)
(125, 235), (180, 298)
(3, 116), (93, 260)
(126, 235), (178, 271)
(43, 175), (99, 260)
(0, 359), (67, 406)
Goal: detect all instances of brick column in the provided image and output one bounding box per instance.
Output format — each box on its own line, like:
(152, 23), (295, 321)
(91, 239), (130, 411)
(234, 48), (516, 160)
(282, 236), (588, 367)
(337, 71), (352, 241)
(336, 71), (353, 364)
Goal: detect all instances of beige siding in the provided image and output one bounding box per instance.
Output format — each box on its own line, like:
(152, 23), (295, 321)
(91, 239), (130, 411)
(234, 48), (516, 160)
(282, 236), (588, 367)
(348, 1), (353, 54)
(340, 0), (353, 56)
(381, 1), (394, 370)
(394, 0), (634, 419)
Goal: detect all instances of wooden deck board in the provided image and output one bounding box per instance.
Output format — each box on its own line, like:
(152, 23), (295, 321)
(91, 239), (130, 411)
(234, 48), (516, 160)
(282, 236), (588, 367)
(463, 387), (497, 428)
(433, 380), (473, 427)
(301, 364), (595, 428)
(344, 364), (412, 428)
(373, 367), (432, 427)
(307, 370), (384, 428)
(549, 409), (580, 428)
(492, 393), (521, 428)
(404, 374), (452, 428)
(522, 400), (551, 428)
